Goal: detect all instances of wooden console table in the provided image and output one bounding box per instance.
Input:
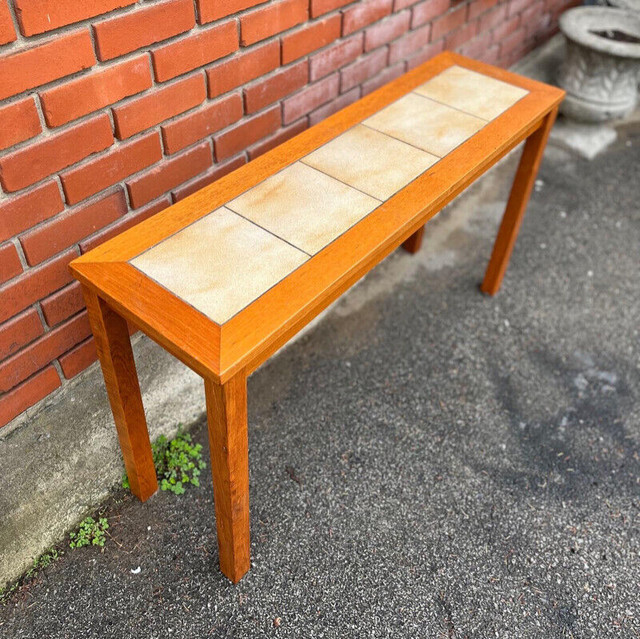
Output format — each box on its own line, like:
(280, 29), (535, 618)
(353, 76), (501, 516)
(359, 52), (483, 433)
(71, 52), (564, 582)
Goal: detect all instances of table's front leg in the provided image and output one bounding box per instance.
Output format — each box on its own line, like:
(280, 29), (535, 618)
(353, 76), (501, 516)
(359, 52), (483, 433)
(205, 372), (251, 583)
(481, 107), (559, 296)
(82, 287), (158, 501)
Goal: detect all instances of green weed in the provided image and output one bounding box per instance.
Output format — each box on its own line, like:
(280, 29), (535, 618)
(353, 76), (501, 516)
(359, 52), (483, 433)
(0, 548), (62, 605)
(0, 582), (18, 605)
(69, 516), (109, 549)
(26, 549), (61, 577)
(123, 428), (206, 496)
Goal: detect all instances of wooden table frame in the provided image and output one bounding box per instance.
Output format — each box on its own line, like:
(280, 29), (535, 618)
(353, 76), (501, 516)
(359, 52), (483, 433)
(71, 52), (564, 583)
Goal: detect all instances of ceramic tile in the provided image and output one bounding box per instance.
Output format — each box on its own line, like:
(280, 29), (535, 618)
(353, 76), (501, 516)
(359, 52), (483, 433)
(130, 207), (308, 324)
(227, 162), (380, 255)
(302, 124), (439, 201)
(414, 65), (529, 121)
(364, 93), (486, 157)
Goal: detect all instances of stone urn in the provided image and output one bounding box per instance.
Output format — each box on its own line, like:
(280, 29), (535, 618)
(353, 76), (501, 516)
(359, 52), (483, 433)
(558, 7), (640, 122)
(592, 0), (640, 11)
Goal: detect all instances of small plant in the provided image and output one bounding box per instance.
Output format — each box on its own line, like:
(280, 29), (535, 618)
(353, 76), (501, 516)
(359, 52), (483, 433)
(0, 582), (18, 605)
(1, 548), (63, 605)
(123, 428), (206, 496)
(69, 516), (109, 549)
(26, 549), (61, 578)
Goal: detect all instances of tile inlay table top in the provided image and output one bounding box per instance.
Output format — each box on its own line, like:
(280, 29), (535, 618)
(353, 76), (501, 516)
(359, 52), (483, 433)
(131, 207), (308, 324)
(303, 124), (439, 201)
(226, 161), (380, 256)
(413, 64), (530, 120)
(71, 52), (565, 584)
(127, 63), (535, 326)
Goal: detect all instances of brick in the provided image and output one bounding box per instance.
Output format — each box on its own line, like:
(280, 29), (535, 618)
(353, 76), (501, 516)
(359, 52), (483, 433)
(40, 282), (84, 327)
(311, 0), (351, 17)
(0, 114), (113, 193)
(477, 43), (499, 65)
(172, 155), (246, 201)
(0, 365), (60, 428)
(0, 30), (95, 101)
(41, 56), (152, 128)
(0, 312), (90, 392)
(393, 0), (422, 11)
(362, 61), (404, 95)
(207, 41), (280, 99)
(431, 5), (467, 41)
(0, 182), (64, 243)
(127, 142), (213, 208)
(0, 249), (76, 323)
(446, 20), (478, 49)
(522, 2), (546, 36)
(460, 30), (493, 58)
(343, 0), (393, 36)
(310, 34), (363, 81)
(522, 1), (545, 22)
(309, 87), (360, 125)
(341, 47), (387, 92)
(113, 74), (205, 140)
(500, 26), (527, 57)
(248, 119), (308, 159)
(411, 0), (450, 28)
(214, 106), (280, 161)
(283, 74), (339, 124)
(61, 133), (162, 205)
(0, 1), (16, 45)
(59, 337), (97, 378)
(388, 22), (431, 63)
(152, 21), (238, 82)
(162, 93), (243, 154)
(508, 0), (530, 17)
(0, 98), (41, 152)
(244, 61), (308, 114)
(479, 5), (508, 32)
(241, 0), (308, 46)
(20, 189), (127, 265)
(491, 13), (520, 42)
(365, 11), (410, 51)
(281, 15), (341, 64)
(14, 0), (137, 36)
(469, 0), (499, 19)
(0, 309), (43, 360)
(80, 197), (171, 252)
(197, 0), (267, 24)
(93, 0), (196, 61)
(404, 37), (444, 68)
(0, 242), (21, 284)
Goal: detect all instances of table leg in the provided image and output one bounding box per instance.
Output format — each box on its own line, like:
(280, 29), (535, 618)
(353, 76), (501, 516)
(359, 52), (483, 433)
(481, 108), (558, 296)
(402, 226), (425, 254)
(205, 372), (251, 583)
(82, 286), (158, 501)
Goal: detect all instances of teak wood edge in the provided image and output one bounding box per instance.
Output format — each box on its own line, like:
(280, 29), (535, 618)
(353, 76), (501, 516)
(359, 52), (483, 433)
(70, 52), (565, 383)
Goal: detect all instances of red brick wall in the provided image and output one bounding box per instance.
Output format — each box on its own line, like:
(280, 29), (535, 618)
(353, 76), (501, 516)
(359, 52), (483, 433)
(0, 0), (576, 427)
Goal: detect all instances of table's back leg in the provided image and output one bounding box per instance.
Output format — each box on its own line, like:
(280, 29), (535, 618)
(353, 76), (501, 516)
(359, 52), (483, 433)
(205, 372), (251, 583)
(82, 286), (158, 501)
(402, 226), (425, 254)
(481, 107), (558, 296)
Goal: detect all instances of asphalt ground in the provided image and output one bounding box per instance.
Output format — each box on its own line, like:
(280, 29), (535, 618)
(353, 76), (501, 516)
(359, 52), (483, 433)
(0, 127), (638, 638)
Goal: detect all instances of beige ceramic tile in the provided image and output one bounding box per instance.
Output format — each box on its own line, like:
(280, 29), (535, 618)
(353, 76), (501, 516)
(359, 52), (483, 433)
(414, 65), (529, 121)
(364, 93), (486, 157)
(302, 124), (439, 201)
(227, 162), (380, 255)
(130, 207), (308, 324)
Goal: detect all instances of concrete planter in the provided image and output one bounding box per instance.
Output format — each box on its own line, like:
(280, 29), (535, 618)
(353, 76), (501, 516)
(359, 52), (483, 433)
(558, 7), (640, 122)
